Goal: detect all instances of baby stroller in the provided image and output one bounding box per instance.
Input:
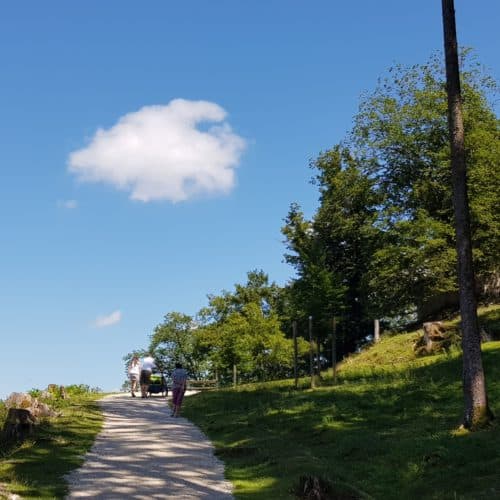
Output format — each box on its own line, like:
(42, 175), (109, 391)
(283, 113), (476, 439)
(148, 372), (168, 397)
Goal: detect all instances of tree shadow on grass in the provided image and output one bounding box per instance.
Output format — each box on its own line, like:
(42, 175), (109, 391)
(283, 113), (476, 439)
(185, 344), (500, 499)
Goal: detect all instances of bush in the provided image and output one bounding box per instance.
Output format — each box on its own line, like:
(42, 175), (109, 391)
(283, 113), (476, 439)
(0, 400), (7, 427)
(65, 384), (101, 397)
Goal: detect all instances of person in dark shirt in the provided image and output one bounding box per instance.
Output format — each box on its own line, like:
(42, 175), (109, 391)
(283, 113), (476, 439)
(171, 362), (188, 417)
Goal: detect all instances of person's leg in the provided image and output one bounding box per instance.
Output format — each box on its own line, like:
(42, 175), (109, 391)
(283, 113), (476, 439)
(175, 389), (185, 416)
(140, 371), (148, 398)
(171, 388), (180, 416)
(143, 371), (152, 398)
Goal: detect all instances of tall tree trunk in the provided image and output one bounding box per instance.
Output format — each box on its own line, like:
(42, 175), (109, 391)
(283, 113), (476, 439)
(441, 0), (493, 429)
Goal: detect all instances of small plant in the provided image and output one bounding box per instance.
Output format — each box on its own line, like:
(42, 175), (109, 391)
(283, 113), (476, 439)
(65, 384), (101, 397)
(28, 388), (41, 398)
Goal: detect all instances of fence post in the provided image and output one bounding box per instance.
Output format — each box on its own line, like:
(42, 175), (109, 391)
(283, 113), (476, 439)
(293, 320), (298, 389)
(332, 316), (337, 383)
(374, 319), (380, 343)
(233, 364), (237, 388)
(309, 315), (315, 388)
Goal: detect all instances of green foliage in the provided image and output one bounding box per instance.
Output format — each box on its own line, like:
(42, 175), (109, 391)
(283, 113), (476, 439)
(200, 302), (307, 384)
(123, 270), (306, 385)
(349, 51), (499, 316)
(28, 388), (41, 398)
(199, 269), (283, 323)
(284, 51), (499, 330)
(198, 271), (304, 383)
(282, 201), (346, 322)
(0, 400), (6, 431)
(149, 311), (205, 376)
(282, 146), (383, 353)
(64, 384), (101, 397)
(313, 147), (383, 337)
(366, 211), (457, 316)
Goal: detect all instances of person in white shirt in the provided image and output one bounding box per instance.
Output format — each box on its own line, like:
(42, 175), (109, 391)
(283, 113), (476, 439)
(140, 353), (156, 398)
(128, 355), (141, 397)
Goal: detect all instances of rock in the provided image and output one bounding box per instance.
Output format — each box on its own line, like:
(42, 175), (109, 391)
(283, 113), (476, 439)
(3, 392), (59, 422)
(5, 392), (33, 409)
(31, 401), (58, 418)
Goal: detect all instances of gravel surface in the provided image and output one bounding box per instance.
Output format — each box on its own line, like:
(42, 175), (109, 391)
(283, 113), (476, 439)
(65, 393), (234, 499)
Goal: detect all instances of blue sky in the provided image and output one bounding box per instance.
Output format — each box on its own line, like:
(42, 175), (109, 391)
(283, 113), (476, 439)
(1, 1), (498, 398)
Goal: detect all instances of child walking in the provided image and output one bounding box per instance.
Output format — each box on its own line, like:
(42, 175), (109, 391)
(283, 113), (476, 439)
(171, 362), (188, 417)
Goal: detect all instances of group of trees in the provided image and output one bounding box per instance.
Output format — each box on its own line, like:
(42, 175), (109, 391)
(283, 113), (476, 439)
(126, 50), (498, 423)
(126, 271), (309, 385)
(283, 51), (499, 351)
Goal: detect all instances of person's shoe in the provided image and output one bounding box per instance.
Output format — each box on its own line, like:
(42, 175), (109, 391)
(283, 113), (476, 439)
(131, 393), (136, 397)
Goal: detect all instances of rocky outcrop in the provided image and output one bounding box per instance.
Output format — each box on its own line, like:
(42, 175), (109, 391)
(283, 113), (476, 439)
(1, 391), (59, 442)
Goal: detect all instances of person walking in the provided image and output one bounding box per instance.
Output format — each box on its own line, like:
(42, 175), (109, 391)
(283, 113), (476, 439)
(171, 362), (188, 417)
(140, 353), (156, 398)
(128, 355), (141, 397)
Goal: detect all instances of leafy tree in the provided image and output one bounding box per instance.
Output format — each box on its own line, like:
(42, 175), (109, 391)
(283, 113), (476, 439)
(349, 50), (499, 315)
(312, 147), (383, 341)
(366, 210), (457, 318)
(199, 270), (283, 323)
(282, 203), (343, 320)
(283, 147), (382, 353)
(197, 272), (308, 383)
(149, 312), (208, 378)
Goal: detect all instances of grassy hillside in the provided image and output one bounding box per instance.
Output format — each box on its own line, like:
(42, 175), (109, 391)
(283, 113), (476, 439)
(184, 306), (500, 499)
(0, 392), (103, 499)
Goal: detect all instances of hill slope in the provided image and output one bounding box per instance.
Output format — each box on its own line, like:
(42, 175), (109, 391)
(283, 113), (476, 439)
(184, 306), (500, 499)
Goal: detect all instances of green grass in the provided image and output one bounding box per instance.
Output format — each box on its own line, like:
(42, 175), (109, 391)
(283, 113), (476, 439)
(183, 306), (500, 499)
(0, 394), (103, 499)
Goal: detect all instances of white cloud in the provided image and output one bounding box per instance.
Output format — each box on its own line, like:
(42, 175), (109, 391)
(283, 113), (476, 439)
(93, 310), (122, 328)
(68, 99), (246, 202)
(57, 199), (78, 209)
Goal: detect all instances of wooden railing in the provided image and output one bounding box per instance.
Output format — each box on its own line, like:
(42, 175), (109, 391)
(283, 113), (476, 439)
(187, 379), (218, 390)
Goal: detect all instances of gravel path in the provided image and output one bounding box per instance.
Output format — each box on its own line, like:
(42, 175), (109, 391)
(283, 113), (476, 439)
(65, 393), (233, 499)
